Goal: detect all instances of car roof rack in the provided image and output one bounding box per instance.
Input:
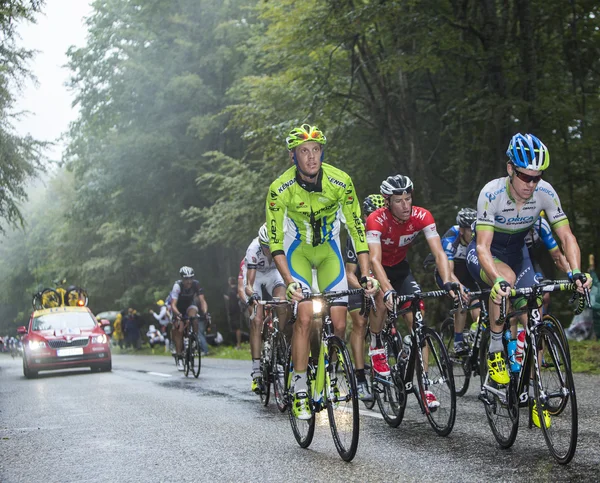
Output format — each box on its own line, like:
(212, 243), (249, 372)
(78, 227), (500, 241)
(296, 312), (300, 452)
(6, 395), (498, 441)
(32, 286), (89, 310)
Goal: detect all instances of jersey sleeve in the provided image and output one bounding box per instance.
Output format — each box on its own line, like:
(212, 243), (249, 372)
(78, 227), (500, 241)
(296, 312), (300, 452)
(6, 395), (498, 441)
(244, 242), (258, 270)
(170, 282), (181, 301)
(365, 210), (384, 244)
(266, 181), (287, 255)
(441, 226), (460, 260)
(475, 183), (497, 232)
(539, 181), (569, 229)
(538, 217), (559, 251)
(344, 237), (358, 265)
(417, 208), (439, 239)
(340, 174), (368, 254)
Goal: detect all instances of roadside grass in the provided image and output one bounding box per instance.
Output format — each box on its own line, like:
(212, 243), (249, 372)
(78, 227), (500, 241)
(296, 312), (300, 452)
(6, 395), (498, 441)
(111, 340), (598, 372)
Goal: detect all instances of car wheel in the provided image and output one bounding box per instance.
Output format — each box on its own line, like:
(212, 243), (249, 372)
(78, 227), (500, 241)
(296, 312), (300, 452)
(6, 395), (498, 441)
(23, 358), (37, 379)
(100, 360), (112, 372)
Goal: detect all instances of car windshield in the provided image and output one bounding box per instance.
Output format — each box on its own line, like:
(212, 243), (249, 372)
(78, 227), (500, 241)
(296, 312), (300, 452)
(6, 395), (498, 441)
(32, 312), (97, 331)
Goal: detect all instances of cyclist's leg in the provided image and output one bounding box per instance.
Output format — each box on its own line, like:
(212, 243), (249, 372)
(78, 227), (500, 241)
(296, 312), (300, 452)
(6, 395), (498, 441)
(348, 297), (366, 371)
(172, 319), (184, 357)
(262, 270), (288, 333)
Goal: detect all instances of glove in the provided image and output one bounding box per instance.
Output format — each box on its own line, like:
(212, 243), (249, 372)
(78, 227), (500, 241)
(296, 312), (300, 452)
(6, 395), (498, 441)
(286, 282), (301, 301)
(360, 276), (380, 291)
(570, 269), (590, 286)
(248, 293), (260, 304)
(491, 277), (511, 302)
(443, 282), (457, 294)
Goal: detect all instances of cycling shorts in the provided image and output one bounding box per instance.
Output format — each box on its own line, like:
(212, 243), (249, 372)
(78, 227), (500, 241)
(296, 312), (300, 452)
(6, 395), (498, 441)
(466, 240), (536, 308)
(284, 233), (348, 305)
(384, 260), (421, 296)
(348, 292), (362, 312)
(434, 260), (479, 291)
(252, 269), (285, 300)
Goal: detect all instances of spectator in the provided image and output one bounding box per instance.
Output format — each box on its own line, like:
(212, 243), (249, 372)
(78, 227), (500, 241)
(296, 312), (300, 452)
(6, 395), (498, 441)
(113, 311), (124, 348)
(224, 276), (243, 350)
(150, 299), (171, 352)
(123, 308), (140, 349)
(146, 325), (165, 349)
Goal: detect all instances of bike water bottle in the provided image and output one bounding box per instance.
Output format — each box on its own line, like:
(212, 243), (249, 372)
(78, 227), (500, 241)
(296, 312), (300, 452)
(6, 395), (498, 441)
(514, 330), (525, 366)
(505, 330), (519, 373)
(401, 335), (411, 361)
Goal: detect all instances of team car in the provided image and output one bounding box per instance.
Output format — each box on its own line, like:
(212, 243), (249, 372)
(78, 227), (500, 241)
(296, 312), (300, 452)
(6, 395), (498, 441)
(17, 286), (111, 378)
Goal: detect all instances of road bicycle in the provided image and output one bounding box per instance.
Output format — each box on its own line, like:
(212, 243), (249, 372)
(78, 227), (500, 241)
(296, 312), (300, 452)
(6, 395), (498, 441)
(374, 290), (456, 436)
(285, 288), (362, 462)
(251, 299), (289, 412)
(183, 316), (201, 378)
(478, 279), (589, 464)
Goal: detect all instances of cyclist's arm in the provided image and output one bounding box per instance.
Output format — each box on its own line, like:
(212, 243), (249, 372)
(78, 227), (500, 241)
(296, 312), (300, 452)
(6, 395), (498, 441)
(237, 276), (246, 302)
(198, 293), (208, 314)
(340, 177), (369, 272)
(245, 268), (257, 297)
(273, 254), (294, 286)
(345, 262), (361, 289)
(553, 224), (582, 274)
(368, 242), (393, 293)
(427, 235), (452, 284)
(549, 247), (571, 273)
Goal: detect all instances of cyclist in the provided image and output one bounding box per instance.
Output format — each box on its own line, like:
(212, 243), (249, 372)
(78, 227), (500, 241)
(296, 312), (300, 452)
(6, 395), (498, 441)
(170, 266), (210, 370)
(266, 123), (378, 420)
(466, 132), (591, 427)
(345, 194), (386, 401)
(525, 211), (571, 314)
(424, 207), (480, 355)
(245, 223), (287, 392)
(365, 174), (457, 408)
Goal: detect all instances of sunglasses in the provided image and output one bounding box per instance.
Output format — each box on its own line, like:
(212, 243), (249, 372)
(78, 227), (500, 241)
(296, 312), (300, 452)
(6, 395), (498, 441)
(513, 168), (543, 184)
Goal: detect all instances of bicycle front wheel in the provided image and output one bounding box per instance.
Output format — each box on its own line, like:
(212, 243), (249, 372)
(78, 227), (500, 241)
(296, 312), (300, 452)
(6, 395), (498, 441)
(326, 336), (359, 462)
(543, 314), (571, 364)
(440, 317), (471, 397)
(478, 331), (519, 448)
(374, 332), (406, 427)
(362, 330), (376, 410)
(184, 340), (191, 377)
(192, 335), (201, 378)
(286, 346), (315, 448)
(534, 324), (578, 465)
(417, 328), (456, 436)
(272, 332), (288, 412)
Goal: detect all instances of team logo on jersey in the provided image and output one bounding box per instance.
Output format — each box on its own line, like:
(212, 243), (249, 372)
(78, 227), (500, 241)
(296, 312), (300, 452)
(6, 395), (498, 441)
(408, 223), (414, 231)
(277, 179), (296, 194)
(327, 176), (346, 189)
(413, 210), (426, 221)
(399, 233), (418, 246)
(382, 237), (394, 245)
(270, 190), (277, 199)
(495, 215), (506, 223)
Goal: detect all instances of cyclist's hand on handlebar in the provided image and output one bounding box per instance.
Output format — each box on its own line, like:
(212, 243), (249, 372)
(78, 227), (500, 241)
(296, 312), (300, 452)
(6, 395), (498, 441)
(570, 270), (592, 293)
(383, 289), (397, 311)
(442, 282), (459, 300)
(491, 277), (511, 304)
(286, 282), (304, 302)
(248, 293), (260, 305)
(360, 276), (380, 296)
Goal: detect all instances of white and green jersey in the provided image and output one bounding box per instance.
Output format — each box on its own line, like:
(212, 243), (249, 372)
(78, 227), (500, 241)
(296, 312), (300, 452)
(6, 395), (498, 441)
(475, 177), (568, 256)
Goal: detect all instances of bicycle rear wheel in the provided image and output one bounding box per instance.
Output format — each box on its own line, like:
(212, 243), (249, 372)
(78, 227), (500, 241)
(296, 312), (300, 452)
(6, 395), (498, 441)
(272, 332), (288, 412)
(192, 335), (201, 378)
(478, 331), (519, 448)
(326, 336), (359, 462)
(286, 346), (314, 448)
(440, 317), (471, 397)
(374, 332), (406, 427)
(534, 324), (577, 464)
(417, 328), (456, 436)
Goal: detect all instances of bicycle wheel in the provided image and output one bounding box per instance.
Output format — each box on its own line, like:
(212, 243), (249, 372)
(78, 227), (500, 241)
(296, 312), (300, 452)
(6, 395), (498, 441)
(440, 317), (471, 397)
(272, 332), (288, 412)
(374, 332), (406, 427)
(326, 336), (359, 462)
(184, 339), (191, 377)
(543, 314), (571, 364)
(192, 335), (201, 378)
(534, 324), (578, 465)
(287, 346), (315, 448)
(361, 330), (376, 410)
(478, 331), (519, 448)
(259, 330), (271, 406)
(417, 328), (456, 436)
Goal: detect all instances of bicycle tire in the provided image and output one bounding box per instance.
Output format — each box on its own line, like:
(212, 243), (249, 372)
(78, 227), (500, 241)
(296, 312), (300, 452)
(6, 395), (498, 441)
(440, 317), (471, 397)
(534, 324), (578, 464)
(184, 338), (191, 377)
(192, 334), (201, 378)
(362, 330), (376, 410)
(374, 332), (406, 427)
(272, 332), (288, 412)
(542, 314), (571, 364)
(417, 328), (456, 436)
(40, 288), (61, 308)
(259, 327), (271, 406)
(478, 330), (519, 448)
(326, 336), (360, 462)
(286, 345), (315, 448)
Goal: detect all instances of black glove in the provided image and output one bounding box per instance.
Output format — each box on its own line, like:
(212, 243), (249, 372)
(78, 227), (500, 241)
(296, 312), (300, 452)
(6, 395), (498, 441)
(248, 293), (260, 304)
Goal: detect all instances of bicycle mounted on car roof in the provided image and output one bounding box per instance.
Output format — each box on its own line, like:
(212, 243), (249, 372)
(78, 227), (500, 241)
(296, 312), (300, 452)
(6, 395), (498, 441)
(32, 285), (89, 310)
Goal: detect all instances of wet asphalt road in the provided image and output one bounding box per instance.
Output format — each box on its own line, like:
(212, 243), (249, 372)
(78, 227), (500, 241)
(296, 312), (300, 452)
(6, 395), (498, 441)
(1, 353), (599, 482)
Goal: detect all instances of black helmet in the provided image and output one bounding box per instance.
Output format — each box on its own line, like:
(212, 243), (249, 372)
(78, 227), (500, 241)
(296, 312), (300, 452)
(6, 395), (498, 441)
(363, 194), (385, 216)
(179, 266), (195, 278)
(380, 175), (414, 198)
(456, 208), (477, 228)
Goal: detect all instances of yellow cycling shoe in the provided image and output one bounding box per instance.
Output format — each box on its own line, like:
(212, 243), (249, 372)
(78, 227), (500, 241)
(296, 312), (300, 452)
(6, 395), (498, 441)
(487, 351), (510, 385)
(251, 377), (260, 393)
(532, 401), (551, 428)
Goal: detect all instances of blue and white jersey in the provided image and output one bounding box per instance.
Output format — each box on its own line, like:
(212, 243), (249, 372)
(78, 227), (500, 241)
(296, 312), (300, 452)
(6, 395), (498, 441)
(475, 177), (568, 256)
(524, 216), (558, 251)
(441, 225), (469, 262)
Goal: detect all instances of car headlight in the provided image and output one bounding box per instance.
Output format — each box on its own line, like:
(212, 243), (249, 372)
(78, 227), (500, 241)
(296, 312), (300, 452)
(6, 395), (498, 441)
(312, 300), (323, 315)
(91, 334), (108, 344)
(28, 340), (47, 350)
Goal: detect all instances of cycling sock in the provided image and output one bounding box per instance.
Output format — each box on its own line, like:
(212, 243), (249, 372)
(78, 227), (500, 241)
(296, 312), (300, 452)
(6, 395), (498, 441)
(489, 330), (504, 354)
(293, 371), (307, 393)
(252, 359), (260, 373)
(370, 331), (382, 349)
(454, 332), (464, 343)
(355, 369), (366, 383)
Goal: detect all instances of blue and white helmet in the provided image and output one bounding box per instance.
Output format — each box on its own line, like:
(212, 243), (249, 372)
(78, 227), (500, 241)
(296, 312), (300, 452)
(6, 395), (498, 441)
(506, 133), (550, 171)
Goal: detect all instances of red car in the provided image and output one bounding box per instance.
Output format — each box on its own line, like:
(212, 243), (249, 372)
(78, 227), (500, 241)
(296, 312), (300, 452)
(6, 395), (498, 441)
(18, 306), (112, 378)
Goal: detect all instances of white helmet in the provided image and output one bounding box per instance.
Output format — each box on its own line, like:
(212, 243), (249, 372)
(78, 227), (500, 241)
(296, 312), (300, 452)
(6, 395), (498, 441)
(179, 266), (194, 278)
(258, 223), (269, 245)
(380, 175), (414, 198)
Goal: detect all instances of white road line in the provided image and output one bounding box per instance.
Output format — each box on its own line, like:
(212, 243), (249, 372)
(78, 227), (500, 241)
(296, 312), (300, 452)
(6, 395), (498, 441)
(147, 372), (172, 378)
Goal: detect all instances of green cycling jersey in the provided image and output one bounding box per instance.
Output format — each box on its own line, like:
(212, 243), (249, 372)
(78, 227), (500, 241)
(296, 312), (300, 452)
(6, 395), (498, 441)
(266, 163), (368, 256)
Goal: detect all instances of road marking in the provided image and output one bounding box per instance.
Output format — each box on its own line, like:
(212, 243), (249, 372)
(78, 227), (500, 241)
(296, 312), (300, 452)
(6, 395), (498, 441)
(147, 372), (172, 378)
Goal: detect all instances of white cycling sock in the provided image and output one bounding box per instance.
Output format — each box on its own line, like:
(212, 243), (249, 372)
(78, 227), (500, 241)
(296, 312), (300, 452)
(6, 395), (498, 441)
(489, 330), (504, 354)
(252, 359), (260, 373)
(293, 371), (307, 393)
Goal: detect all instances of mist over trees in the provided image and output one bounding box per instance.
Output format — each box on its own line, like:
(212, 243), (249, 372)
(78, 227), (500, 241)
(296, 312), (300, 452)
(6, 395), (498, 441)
(1, 0), (599, 333)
